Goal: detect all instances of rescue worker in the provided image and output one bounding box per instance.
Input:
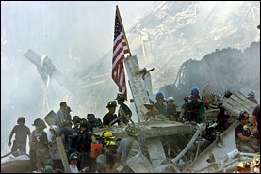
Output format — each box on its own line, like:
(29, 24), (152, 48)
(116, 93), (132, 125)
(64, 106), (73, 127)
(75, 119), (92, 170)
(72, 116), (81, 131)
(30, 118), (50, 171)
(87, 114), (103, 132)
(184, 87), (205, 123)
(8, 117), (30, 153)
(103, 131), (118, 172)
(56, 102), (68, 127)
(103, 101), (120, 126)
(56, 105), (74, 157)
(90, 134), (103, 172)
(235, 111), (259, 152)
(166, 97), (177, 120)
(69, 152), (80, 173)
(247, 91), (258, 104)
(154, 92), (167, 116)
(69, 116), (81, 155)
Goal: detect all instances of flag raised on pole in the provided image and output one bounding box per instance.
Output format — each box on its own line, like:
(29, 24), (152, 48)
(112, 5), (131, 100)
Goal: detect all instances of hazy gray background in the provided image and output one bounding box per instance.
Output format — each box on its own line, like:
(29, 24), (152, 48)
(1, 1), (157, 155)
(1, 1), (260, 155)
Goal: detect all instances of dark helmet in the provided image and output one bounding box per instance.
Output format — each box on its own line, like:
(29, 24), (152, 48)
(32, 118), (47, 129)
(59, 102), (67, 107)
(116, 93), (126, 101)
(239, 111), (248, 121)
(87, 114), (95, 120)
(191, 86), (200, 97)
(156, 92), (164, 100)
(72, 116), (80, 124)
(80, 118), (89, 128)
(17, 117), (25, 124)
(106, 101), (117, 108)
(69, 152), (79, 161)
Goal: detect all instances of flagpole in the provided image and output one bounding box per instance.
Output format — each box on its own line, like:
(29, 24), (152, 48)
(116, 5), (132, 56)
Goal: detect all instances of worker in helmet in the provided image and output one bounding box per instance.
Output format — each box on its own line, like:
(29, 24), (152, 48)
(103, 101), (120, 126)
(166, 97), (177, 120)
(184, 87), (205, 123)
(69, 116), (81, 154)
(116, 93), (132, 125)
(154, 92), (167, 116)
(102, 131), (118, 172)
(87, 114), (103, 132)
(30, 118), (50, 171)
(72, 116), (81, 131)
(8, 117), (31, 154)
(75, 118), (92, 170)
(69, 152), (80, 173)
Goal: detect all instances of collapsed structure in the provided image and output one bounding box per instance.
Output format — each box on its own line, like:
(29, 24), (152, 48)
(160, 41), (260, 106)
(2, 51), (259, 173)
(1, 3), (260, 172)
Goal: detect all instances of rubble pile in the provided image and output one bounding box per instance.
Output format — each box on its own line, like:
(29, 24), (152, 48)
(160, 41), (260, 106)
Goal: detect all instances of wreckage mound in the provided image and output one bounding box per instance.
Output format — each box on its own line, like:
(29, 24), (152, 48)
(160, 41), (260, 105)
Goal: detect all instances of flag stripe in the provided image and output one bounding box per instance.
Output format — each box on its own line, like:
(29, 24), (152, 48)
(112, 6), (130, 100)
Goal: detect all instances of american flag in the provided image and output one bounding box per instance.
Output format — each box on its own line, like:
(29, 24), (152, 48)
(112, 6), (131, 100)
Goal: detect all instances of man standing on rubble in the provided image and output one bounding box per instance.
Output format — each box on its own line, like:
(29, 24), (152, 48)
(8, 117), (31, 153)
(72, 116), (81, 131)
(30, 118), (50, 171)
(116, 93), (132, 125)
(103, 101), (120, 126)
(166, 97), (177, 120)
(87, 114), (103, 132)
(75, 119), (92, 170)
(154, 92), (167, 116)
(56, 104), (74, 157)
(183, 87), (205, 123)
(56, 102), (67, 127)
(69, 116), (81, 154)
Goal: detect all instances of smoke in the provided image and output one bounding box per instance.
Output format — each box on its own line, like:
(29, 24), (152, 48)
(1, 1), (259, 156)
(1, 1), (155, 155)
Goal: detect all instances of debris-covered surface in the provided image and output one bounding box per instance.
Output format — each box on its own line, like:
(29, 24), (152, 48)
(160, 41), (260, 106)
(1, 4), (260, 173)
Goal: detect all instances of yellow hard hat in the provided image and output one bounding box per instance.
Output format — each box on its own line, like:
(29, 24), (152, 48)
(103, 131), (113, 138)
